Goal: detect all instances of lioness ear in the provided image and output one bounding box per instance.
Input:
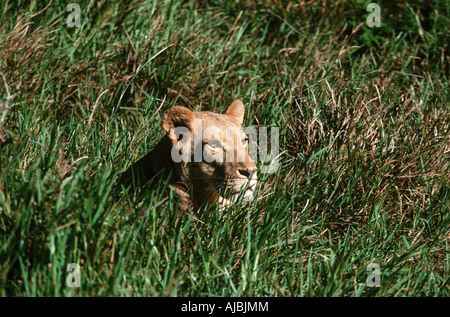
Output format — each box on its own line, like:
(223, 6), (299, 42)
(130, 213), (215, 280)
(224, 99), (245, 126)
(162, 106), (194, 142)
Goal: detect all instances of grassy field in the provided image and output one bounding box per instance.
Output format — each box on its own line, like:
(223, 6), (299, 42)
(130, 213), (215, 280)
(0, 0), (448, 296)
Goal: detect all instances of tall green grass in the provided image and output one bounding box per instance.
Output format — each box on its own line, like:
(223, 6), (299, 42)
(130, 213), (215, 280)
(0, 0), (448, 296)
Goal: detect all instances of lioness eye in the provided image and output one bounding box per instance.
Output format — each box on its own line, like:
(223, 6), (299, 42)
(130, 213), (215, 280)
(207, 140), (222, 149)
(241, 138), (248, 147)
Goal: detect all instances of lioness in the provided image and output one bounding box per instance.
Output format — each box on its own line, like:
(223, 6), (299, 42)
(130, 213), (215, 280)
(120, 99), (257, 211)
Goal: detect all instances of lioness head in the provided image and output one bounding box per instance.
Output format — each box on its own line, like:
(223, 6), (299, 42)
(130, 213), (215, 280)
(162, 100), (257, 208)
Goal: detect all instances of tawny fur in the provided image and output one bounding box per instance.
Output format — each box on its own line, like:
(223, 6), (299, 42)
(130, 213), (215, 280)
(120, 100), (257, 211)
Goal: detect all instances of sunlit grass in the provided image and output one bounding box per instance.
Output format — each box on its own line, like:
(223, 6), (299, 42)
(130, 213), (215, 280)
(0, 0), (448, 296)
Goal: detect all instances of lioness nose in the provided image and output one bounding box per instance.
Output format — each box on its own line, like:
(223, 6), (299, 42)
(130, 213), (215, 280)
(238, 168), (256, 178)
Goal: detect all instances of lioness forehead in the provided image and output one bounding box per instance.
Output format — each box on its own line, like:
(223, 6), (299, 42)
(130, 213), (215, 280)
(194, 111), (241, 128)
(192, 111), (246, 144)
